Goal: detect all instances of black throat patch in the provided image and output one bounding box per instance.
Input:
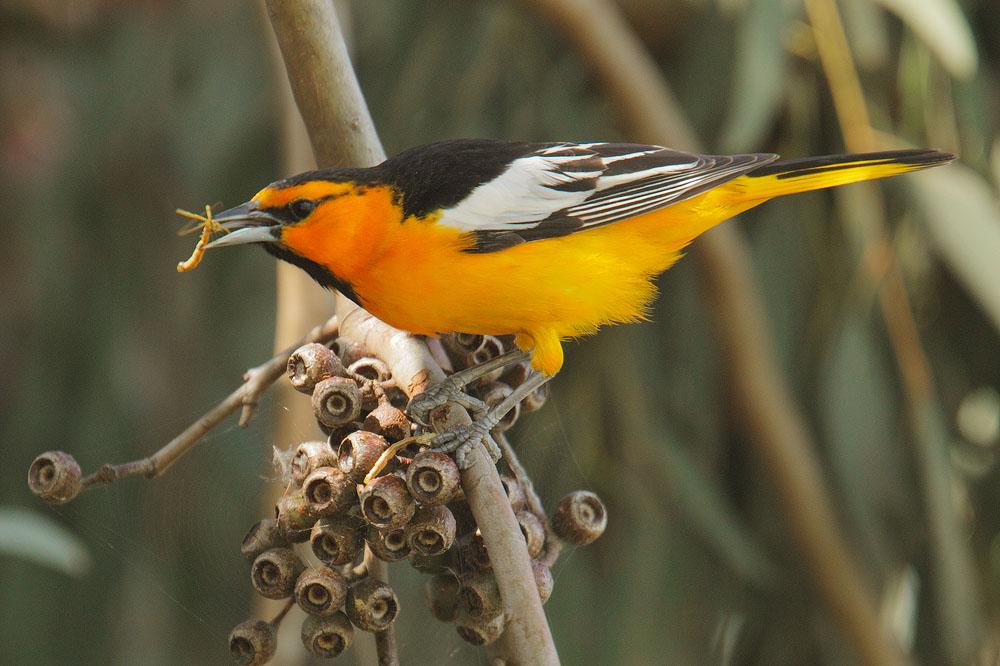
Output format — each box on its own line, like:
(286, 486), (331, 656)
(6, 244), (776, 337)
(262, 244), (360, 305)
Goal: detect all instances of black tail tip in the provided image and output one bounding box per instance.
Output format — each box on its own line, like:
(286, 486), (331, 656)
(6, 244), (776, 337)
(893, 148), (957, 167)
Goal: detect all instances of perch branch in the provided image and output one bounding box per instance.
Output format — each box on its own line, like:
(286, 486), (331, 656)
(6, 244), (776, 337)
(525, 0), (904, 664)
(264, 2), (557, 663)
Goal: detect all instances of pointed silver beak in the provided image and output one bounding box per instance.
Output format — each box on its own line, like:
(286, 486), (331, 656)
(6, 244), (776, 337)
(204, 201), (281, 249)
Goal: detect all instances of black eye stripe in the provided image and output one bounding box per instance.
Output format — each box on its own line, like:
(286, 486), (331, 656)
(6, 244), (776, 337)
(259, 194), (341, 224)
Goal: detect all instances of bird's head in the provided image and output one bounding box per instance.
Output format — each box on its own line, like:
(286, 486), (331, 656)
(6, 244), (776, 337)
(206, 172), (402, 296)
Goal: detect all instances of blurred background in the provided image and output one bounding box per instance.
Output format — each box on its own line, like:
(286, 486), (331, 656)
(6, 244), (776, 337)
(2, 0), (999, 663)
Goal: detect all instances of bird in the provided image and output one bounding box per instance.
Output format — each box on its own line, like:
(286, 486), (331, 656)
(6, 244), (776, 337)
(199, 139), (952, 462)
(203, 139), (952, 373)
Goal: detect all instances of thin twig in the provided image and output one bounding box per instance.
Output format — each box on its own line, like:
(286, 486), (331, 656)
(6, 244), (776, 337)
(79, 315), (339, 489)
(525, 1), (904, 664)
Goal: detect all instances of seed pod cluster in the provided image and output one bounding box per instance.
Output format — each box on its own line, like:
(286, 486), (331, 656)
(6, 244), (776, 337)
(227, 337), (604, 661)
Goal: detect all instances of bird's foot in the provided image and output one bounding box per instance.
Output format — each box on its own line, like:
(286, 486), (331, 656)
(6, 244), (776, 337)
(406, 378), (488, 428)
(429, 421), (502, 469)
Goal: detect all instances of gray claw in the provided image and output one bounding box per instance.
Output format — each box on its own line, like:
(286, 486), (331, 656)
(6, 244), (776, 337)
(407, 379), (488, 427)
(430, 422), (500, 469)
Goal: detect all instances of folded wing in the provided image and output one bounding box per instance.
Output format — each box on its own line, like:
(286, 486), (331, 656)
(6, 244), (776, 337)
(435, 142), (778, 252)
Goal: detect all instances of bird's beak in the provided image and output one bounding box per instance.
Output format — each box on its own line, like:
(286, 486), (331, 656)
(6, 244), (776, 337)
(204, 201), (281, 249)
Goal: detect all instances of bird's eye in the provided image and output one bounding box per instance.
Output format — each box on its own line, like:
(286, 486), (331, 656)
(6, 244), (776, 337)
(289, 199), (316, 221)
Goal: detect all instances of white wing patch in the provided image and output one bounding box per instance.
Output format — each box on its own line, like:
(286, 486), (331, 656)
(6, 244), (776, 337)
(438, 142), (778, 250)
(437, 147), (603, 231)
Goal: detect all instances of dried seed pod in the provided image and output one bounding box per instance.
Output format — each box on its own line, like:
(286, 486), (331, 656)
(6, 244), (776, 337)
(553, 490), (607, 546)
(301, 612), (354, 658)
(312, 376), (362, 428)
(302, 466), (355, 516)
(363, 401), (412, 442)
(455, 612), (505, 646)
(331, 337), (365, 366)
(531, 560), (554, 604)
(425, 573), (461, 622)
(460, 335), (504, 381)
(274, 487), (316, 543)
(310, 517), (363, 566)
(241, 518), (286, 562)
(295, 566), (349, 617)
(338, 431), (389, 482)
(480, 381), (520, 432)
(366, 526), (411, 562)
(290, 440), (338, 485)
(251, 548), (303, 599)
(501, 360), (532, 387)
(229, 619), (277, 666)
(348, 356), (391, 383)
(522, 381), (550, 413)
(458, 571), (503, 620)
(28, 451), (82, 505)
(515, 511), (546, 559)
(405, 505), (457, 557)
(443, 332), (485, 357)
(499, 475), (526, 512)
(406, 451), (461, 505)
(345, 578), (399, 632)
(359, 475), (415, 530)
(287, 343), (344, 394)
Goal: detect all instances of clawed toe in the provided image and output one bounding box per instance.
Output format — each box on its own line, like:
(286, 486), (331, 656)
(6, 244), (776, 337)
(406, 380), (487, 427)
(429, 422), (497, 469)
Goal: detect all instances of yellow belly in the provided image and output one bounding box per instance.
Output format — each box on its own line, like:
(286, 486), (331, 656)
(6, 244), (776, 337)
(351, 187), (751, 374)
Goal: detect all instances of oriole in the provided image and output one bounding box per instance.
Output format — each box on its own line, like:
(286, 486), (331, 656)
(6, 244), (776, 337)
(202, 139), (953, 376)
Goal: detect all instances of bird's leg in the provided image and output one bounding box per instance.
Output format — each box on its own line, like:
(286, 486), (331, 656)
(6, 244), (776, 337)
(429, 372), (551, 468)
(406, 349), (531, 426)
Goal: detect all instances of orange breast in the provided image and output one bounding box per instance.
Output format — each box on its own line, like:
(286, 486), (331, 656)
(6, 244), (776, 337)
(281, 182), (756, 341)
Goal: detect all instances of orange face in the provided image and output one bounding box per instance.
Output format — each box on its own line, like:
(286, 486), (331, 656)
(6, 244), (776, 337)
(253, 180), (405, 286)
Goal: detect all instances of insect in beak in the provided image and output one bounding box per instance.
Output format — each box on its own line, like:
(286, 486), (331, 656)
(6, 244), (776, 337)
(204, 201), (281, 248)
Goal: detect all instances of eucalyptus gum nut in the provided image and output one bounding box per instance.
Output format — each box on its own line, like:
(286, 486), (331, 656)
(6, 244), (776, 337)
(241, 518), (286, 562)
(345, 578), (399, 632)
(312, 376), (362, 427)
(310, 517), (363, 566)
(359, 474), (415, 530)
(405, 505), (457, 556)
(338, 431), (389, 482)
(28, 451), (82, 505)
(229, 619), (277, 666)
(294, 566), (349, 617)
(366, 525), (411, 562)
(302, 466), (356, 516)
(406, 451), (461, 505)
(301, 612), (354, 658)
(287, 342), (343, 394)
(251, 548), (303, 600)
(290, 440), (338, 485)
(553, 490), (607, 546)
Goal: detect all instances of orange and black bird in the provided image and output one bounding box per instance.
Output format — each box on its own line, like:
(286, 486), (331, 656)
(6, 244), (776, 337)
(201, 139), (952, 461)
